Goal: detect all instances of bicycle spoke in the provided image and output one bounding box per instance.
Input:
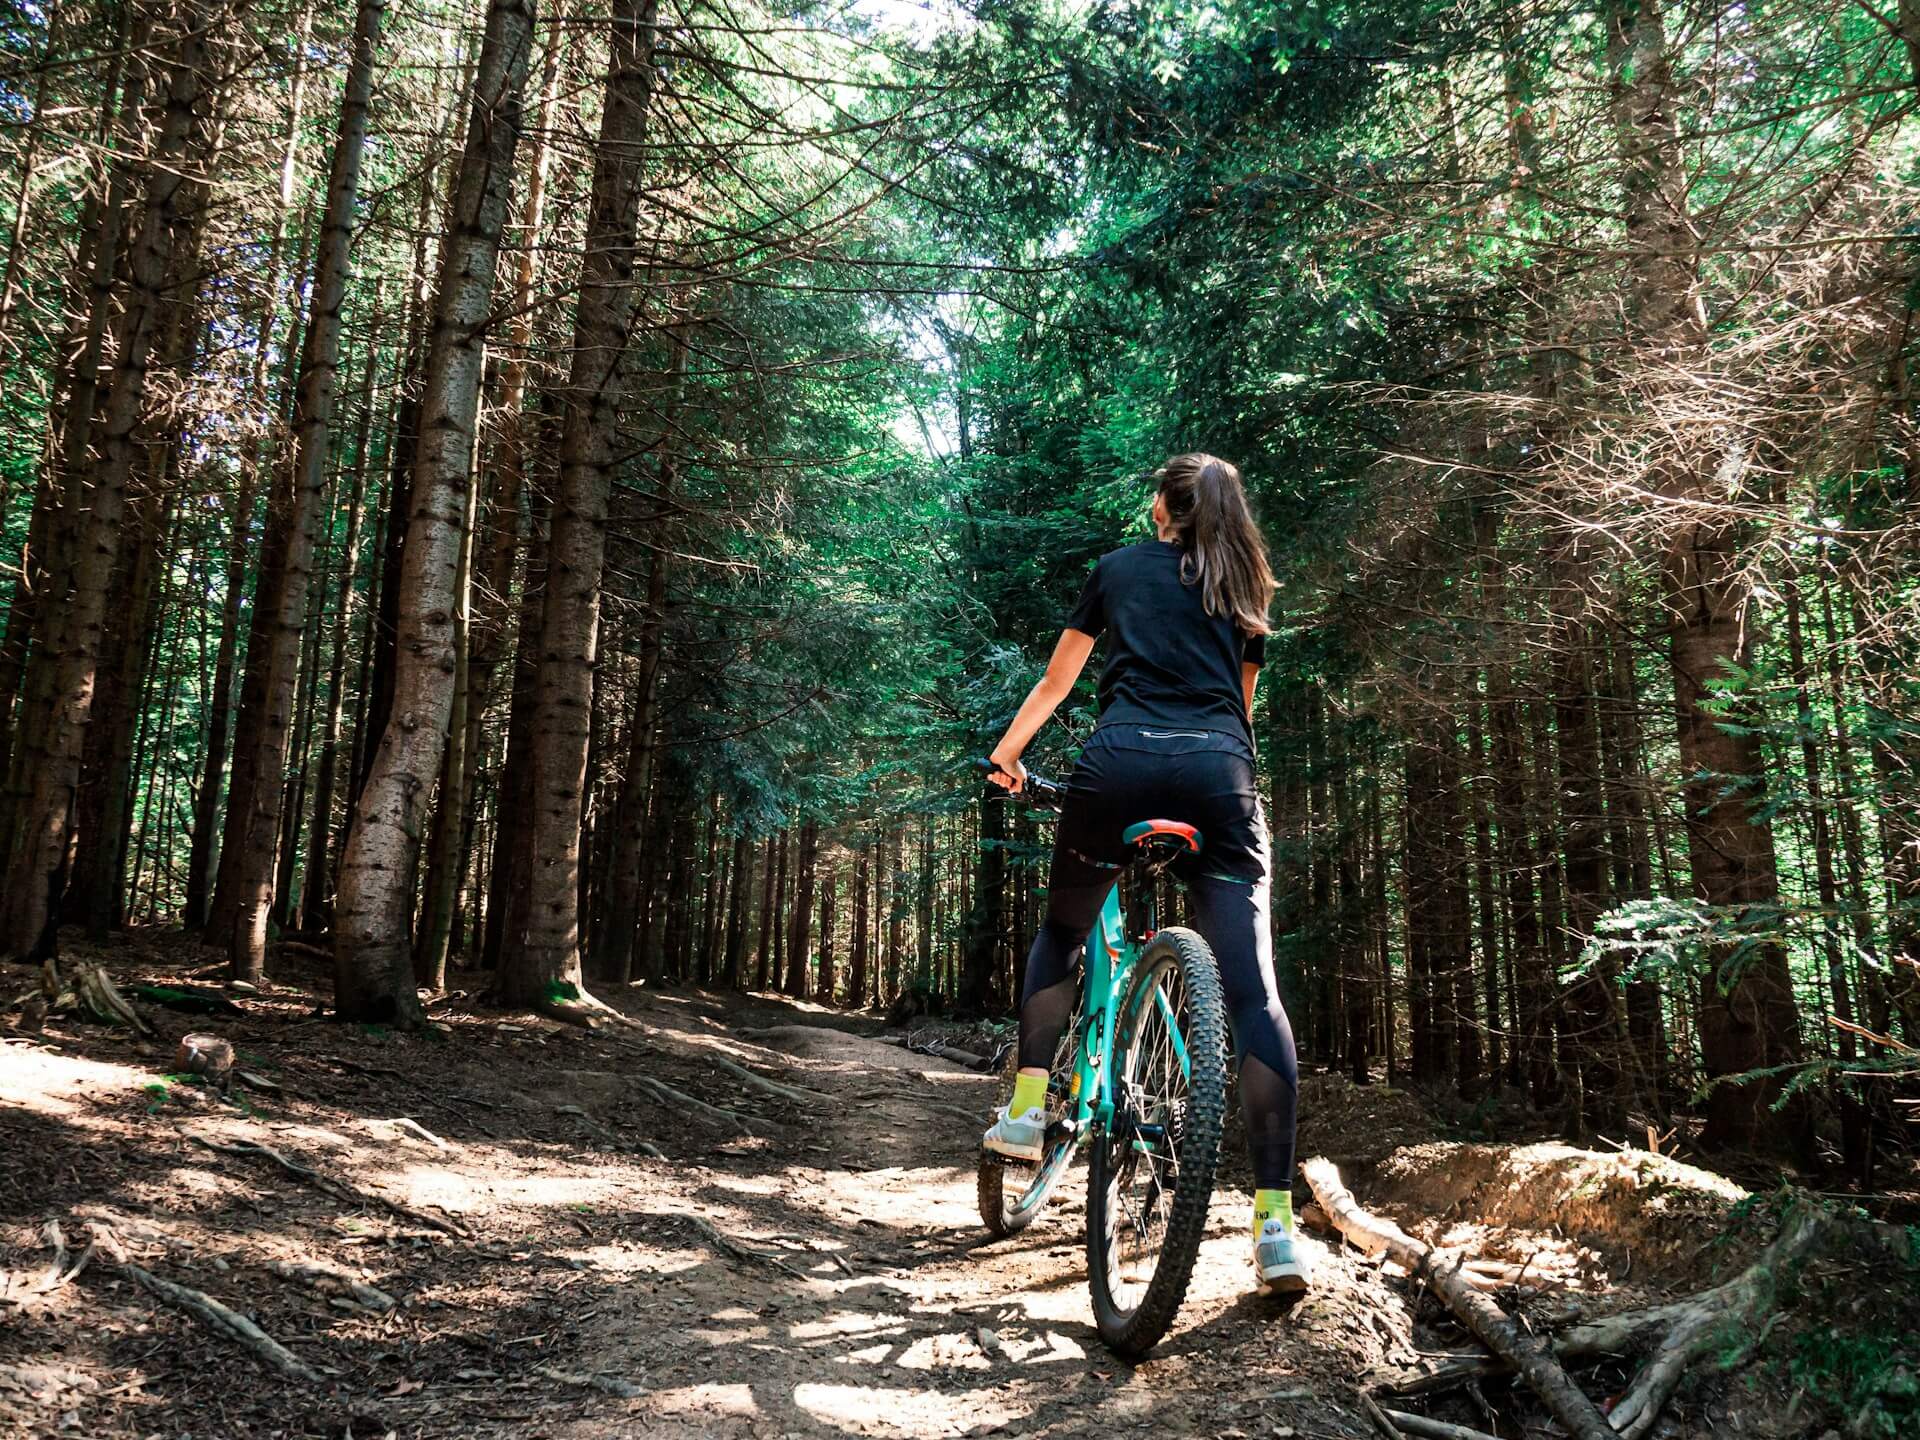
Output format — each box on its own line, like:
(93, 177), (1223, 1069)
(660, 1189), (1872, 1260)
(1101, 959), (1193, 1308)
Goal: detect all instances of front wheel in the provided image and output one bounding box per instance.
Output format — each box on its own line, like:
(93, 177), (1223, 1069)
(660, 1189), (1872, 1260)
(1086, 927), (1228, 1360)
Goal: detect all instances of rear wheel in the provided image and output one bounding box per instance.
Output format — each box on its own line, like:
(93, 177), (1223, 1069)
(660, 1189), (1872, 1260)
(978, 986), (1084, 1237)
(1086, 926), (1228, 1359)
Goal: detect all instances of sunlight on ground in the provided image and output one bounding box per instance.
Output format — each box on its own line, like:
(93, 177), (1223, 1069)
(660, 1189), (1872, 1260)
(647, 1381), (760, 1422)
(793, 1381), (1023, 1437)
(387, 1160), (626, 1213)
(0, 1044), (151, 1116)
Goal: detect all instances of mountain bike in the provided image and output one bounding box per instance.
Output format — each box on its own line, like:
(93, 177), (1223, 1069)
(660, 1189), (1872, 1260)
(973, 761), (1230, 1360)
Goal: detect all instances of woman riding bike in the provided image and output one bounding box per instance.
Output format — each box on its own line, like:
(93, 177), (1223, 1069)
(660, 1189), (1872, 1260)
(981, 452), (1309, 1295)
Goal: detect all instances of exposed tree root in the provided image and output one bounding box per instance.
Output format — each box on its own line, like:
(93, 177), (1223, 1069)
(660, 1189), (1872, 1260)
(1376, 1406), (1500, 1440)
(1302, 1157), (1614, 1440)
(1601, 1199), (1830, 1439)
(534, 1364), (647, 1398)
(119, 1261), (320, 1383)
(683, 1214), (808, 1280)
(1311, 1156), (1868, 1440)
(703, 1051), (828, 1106)
(190, 1133), (470, 1237)
(269, 1259), (395, 1313)
(631, 1075), (763, 1132)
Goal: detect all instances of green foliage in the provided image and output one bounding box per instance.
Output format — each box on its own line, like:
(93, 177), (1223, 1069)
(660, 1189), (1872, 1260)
(1788, 1330), (1919, 1437)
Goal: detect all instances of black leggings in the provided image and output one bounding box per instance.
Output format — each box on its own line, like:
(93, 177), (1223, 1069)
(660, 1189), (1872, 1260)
(1016, 727), (1300, 1190)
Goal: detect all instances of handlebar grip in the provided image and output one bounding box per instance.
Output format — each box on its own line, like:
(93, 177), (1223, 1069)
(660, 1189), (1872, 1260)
(975, 758), (1064, 807)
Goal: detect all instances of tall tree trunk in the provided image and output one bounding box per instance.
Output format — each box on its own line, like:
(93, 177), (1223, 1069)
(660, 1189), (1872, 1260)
(484, 468), (550, 970)
(219, 0), (383, 981)
(1607, 0), (1806, 1152)
(299, 300), (383, 930)
(414, 416), (479, 989)
(192, 4), (314, 933)
(961, 776), (1005, 1016)
(816, 863), (838, 1004)
(768, 828), (788, 990)
(502, 0), (659, 1010)
(786, 821), (818, 998)
(335, 0), (534, 1022)
(722, 830), (751, 988)
(849, 842), (869, 1009)
(1555, 614), (1622, 1121)
(753, 833), (777, 989)
(886, 827), (904, 1001)
(0, 0), (228, 960)
(0, 15), (144, 869)
(1491, 685), (1553, 1103)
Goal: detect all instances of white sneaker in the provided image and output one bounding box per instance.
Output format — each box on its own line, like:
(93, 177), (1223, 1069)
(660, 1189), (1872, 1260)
(982, 1106), (1047, 1163)
(1254, 1221), (1311, 1294)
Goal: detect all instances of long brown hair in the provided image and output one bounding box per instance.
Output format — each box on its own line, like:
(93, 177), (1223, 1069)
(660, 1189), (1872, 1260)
(1155, 453), (1276, 637)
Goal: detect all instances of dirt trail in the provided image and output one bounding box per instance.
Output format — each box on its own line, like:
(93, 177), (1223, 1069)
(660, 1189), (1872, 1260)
(0, 943), (1783, 1439)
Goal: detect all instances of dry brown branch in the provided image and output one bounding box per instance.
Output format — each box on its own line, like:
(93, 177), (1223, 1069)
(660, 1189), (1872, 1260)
(1359, 1387), (1410, 1439)
(534, 1363), (647, 1398)
(1301, 1157), (1614, 1440)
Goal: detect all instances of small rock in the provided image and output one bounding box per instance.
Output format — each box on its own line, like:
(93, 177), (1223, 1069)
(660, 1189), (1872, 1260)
(226, 980), (259, 994)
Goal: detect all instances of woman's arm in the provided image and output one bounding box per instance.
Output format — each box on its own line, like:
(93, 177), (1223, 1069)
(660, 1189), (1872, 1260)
(987, 629), (1097, 792)
(1242, 661), (1261, 723)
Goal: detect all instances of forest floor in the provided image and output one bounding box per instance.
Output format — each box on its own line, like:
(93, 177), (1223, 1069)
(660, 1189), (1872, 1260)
(2, 932), (1912, 1440)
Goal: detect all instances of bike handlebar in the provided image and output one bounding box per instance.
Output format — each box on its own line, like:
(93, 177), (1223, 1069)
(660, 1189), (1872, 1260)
(975, 757), (1065, 810)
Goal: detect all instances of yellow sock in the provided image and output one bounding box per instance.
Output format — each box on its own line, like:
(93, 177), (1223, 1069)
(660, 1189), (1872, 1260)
(1009, 1069), (1049, 1116)
(1253, 1188), (1293, 1237)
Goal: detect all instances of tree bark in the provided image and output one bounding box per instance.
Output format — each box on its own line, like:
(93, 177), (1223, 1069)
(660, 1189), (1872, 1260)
(216, 0), (383, 980)
(335, 0), (534, 1022)
(1607, 0), (1806, 1152)
(0, 0), (228, 960)
(786, 821), (818, 997)
(502, 0), (659, 1011)
(299, 297), (384, 931)
(816, 862), (838, 1004)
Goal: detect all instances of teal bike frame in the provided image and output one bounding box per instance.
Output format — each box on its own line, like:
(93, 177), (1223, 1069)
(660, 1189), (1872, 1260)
(1012, 864), (1195, 1214)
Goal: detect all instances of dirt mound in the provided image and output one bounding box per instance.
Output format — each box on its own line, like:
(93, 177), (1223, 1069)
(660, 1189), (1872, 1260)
(1294, 1074), (1436, 1172)
(1370, 1141), (1747, 1282)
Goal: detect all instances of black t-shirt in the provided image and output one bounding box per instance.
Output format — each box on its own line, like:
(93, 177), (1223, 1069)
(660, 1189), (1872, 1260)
(1065, 539), (1266, 745)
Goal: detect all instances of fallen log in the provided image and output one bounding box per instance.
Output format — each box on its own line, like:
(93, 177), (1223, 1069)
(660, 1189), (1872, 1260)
(1373, 1198), (1845, 1439)
(1301, 1157), (1614, 1440)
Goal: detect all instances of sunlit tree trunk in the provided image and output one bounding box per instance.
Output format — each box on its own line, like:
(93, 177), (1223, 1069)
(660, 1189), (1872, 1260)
(787, 820), (818, 997)
(335, 0), (535, 1022)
